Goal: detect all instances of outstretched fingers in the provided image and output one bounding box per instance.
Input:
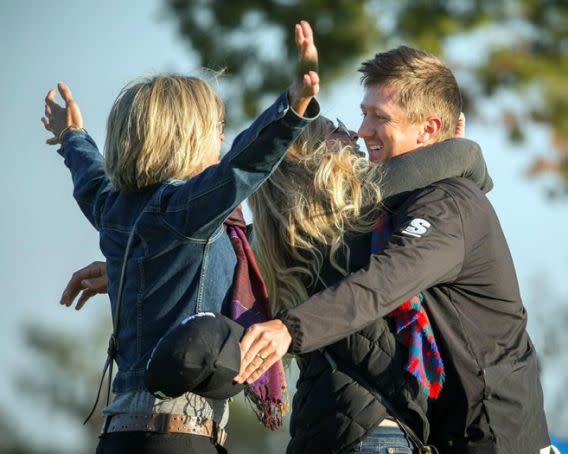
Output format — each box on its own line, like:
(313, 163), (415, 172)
(296, 20), (318, 76)
(303, 71), (320, 97)
(295, 23), (304, 47)
(299, 20), (313, 44)
(60, 261), (107, 308)
(75, 288), (97, 311)
(57, 82), (74, 106)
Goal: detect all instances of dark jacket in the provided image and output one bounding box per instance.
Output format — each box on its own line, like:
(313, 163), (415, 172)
(282, 140), (496, 453)
(286, 232), (429, 454)
(279, 177), (550, 454)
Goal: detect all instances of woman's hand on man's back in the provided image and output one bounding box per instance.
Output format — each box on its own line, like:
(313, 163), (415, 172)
(60, 260), (108, 310)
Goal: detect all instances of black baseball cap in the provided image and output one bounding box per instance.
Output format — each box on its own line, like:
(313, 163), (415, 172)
(144, 312), (245, 400)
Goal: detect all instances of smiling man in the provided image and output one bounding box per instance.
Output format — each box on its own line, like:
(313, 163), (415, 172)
(237, 46), (552, 453)
(358, 46), (461, 164)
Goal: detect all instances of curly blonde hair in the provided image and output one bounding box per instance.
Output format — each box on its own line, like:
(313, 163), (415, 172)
(104, 75), (224, 192)
(248, 117), (383, 313)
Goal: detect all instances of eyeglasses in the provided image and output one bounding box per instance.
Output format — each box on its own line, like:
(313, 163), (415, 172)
(333, 118), (351, 136)
(331, 118), (364, 156)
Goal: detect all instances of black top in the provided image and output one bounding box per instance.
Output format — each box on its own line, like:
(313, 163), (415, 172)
(279, 177), (550, 453)
(281, 139), (496, 453)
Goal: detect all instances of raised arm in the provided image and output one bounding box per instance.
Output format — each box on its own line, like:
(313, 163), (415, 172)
(42, 83), (113, 230)
(158, 20), (321, 239)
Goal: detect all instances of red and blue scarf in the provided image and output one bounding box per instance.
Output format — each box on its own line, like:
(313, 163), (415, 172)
(371, 216), (445, 399)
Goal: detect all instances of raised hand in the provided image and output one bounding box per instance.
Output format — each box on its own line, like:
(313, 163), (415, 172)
(296, 20), (318, 80)
(288, 20), (320, 116)
(41, 82), (84, 145)
(60, 261), (108, 310)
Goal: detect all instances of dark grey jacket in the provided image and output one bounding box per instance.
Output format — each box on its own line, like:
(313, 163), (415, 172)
(280, 139), (494, 453)
(286, 231), (429, 453)
(279, 177), (549, 453)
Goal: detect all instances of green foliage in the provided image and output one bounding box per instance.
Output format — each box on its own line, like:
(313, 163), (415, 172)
(15, 319), (110, 451)
(165, 0), (568, 186)
(167, 0), (380, 119)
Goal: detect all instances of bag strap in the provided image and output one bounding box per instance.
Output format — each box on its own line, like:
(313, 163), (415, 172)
(83, 224), (139, 424)
(322, 349), (439, 454)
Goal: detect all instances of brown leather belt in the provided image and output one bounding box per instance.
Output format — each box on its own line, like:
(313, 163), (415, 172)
(102, 414), (228, 446)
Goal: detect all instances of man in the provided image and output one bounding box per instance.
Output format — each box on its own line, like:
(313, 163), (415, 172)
(236, 46), (551, 453)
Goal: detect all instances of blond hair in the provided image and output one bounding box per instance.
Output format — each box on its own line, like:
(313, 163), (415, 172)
(248, 117), (383, 313)
(359, 46), (462, 141)
(104, 75), (224, 192)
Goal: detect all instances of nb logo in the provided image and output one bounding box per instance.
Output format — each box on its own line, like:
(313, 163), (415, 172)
(401, 218), (431, 238)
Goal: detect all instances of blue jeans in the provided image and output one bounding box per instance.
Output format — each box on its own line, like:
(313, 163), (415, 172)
(348, 426), (414, 453)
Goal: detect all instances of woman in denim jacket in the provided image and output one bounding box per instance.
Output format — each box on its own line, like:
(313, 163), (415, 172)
(41, 22), (319, 454)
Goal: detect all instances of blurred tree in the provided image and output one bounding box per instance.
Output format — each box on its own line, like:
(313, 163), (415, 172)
(165, 0), (568, 190)
(526, 275), (568, 437)
(0, 411), (32, 453)
(9, 3), (567, 451)
(12, 316), (290, 453)
(15, 319), (110, 452)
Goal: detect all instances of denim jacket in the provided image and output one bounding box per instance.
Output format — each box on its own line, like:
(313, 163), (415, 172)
(58, 92), (318, 393)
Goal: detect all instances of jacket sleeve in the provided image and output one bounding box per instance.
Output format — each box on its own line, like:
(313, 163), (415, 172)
(379, 139), (493, 208)
(58, 131), (113, 230)
(157, 92), (319, 239)
(278, 184), (465, 354)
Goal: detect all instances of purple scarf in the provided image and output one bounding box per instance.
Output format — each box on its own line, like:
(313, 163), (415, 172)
(224, 207), (288, 430)
(371, 216), (445, 398)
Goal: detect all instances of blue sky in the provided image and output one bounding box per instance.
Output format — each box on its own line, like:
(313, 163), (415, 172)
(1, 1), (567, 451)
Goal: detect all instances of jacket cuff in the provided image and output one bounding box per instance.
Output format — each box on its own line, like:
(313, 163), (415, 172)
(57, 129), (91, 158)
(285, 92), (320, 120)
(276, 310), (304, 354)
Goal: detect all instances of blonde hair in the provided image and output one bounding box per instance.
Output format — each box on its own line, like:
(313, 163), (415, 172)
(249, 117), (383, 313)
(359, 46), (462, 141)
(104, 75), (224, 192)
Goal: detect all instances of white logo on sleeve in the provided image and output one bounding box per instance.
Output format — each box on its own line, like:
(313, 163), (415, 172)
(401, 218), (431, 238)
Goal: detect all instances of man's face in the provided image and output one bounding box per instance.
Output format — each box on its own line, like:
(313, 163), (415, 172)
(358, 84), (423, 163)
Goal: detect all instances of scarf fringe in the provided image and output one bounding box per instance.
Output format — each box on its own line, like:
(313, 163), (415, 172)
(244, 384), (289, 431)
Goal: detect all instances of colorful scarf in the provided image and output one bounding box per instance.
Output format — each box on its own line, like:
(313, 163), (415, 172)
(224, 207), (288, 430)
(371, 216), (445, 399)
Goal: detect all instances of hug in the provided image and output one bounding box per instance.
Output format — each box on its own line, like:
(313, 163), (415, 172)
(43, 20), (552, 454)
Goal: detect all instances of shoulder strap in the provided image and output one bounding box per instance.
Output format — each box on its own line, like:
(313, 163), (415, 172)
(322, 349), (438, 454)
(83, 223), (139, 424)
